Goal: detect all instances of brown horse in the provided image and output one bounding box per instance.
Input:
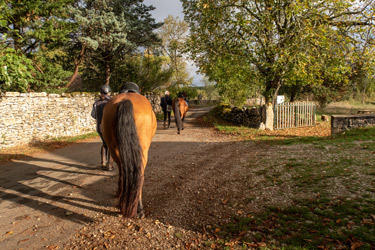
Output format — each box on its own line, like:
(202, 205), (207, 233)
(102, 93), (157, 218)
(172, 97), (189, 134)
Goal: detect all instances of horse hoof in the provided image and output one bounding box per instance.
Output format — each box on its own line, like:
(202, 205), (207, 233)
(177, 131), (180, 134)
(137, 211), (145, 219)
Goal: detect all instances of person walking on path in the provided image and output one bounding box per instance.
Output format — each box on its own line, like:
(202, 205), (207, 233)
(160, 91), (172, 129)
(91, 85), (112, 170)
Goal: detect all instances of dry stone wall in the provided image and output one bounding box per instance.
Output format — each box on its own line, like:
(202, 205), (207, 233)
(0, 92), (161, 149)
(331, 114), (375, 134)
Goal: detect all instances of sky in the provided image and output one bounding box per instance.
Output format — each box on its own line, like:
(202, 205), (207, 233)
(143, 0), (204, 86)
(143, 0), (184, 22)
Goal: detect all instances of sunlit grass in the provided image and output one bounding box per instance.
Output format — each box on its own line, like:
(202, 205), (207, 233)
(203, 104), (375, 249)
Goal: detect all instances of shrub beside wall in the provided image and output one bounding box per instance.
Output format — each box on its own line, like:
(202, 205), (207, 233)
(0, 92), (162, 149)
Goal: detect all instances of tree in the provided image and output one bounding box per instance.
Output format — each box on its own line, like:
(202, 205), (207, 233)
(70, 0), (132, 86)
(201, 77), (219, 101)
(110, 52), (173, 93)
(67, 0), (162, 88)
(347, 28), (375, 103)
(157, 15), (192, 88)
(2, 0), (74, 53)
(204, 54), (263, 106)
(0, 45), (35, 92)
(182, 0), (375, 104)
(0, 1), (34, 92)
(1, 0), (75, 92)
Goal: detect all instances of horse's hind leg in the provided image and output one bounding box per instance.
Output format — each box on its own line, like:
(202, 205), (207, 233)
(105, 151), (114, 171)
(137, 176), (145, 219)
(100, 145), (106, 167)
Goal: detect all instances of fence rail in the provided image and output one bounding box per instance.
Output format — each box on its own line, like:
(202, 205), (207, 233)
(274, 102), (316, 129)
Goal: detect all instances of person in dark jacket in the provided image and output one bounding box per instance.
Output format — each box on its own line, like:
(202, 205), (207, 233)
(160, 91), (172, 129)
(91, 85), (112, 169)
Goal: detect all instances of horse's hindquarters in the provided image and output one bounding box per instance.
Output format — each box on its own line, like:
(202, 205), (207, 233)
(102, 93), (157, 218)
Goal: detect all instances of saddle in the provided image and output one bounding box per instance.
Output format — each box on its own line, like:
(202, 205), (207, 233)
(120, 82), (140, 94)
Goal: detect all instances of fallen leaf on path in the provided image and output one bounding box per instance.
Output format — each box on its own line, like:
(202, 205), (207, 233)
(362, 218), (374, 225)
(45, 246), (59, 249)
(244, 242), (258, 247)
(18, 238), (29, 244)
(351, 241), (365, 250)
(5, 231), (13, 235)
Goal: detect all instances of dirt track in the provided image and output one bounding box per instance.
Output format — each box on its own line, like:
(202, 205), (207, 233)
(1, 106), (257, 249)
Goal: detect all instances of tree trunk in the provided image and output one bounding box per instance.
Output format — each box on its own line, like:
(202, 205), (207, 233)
(263, 81), (281, 131)
(105, 62), (111, 85)
(66, 65), (80, 88)
(265, 103), (274, 131)
(290, 85), (299, 102)
(65, 46), (86, 88)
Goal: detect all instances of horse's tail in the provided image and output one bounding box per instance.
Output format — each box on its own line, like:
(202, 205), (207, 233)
(173, 100), (182, 134)
(116, 100), (142, 218)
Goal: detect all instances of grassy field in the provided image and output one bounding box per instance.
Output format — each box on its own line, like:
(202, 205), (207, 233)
(202, 103), (375, 249)
(318, 100), (375, 115)
(207, 127), (375, 249)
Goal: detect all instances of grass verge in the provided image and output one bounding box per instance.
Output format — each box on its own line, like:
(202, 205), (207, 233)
(202, 109), (375, 250)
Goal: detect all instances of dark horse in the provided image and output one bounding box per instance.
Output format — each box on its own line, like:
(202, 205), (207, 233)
(172, 97), (189, 134)
(102, 93), (157, 218)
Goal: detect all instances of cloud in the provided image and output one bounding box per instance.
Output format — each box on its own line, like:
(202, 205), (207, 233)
(143, 0), (184, 22)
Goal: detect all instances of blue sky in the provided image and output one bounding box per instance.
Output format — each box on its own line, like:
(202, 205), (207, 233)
(143, 0), (204, 86)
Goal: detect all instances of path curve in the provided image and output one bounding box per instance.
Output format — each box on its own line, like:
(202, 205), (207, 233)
(0, 106), (242, 250)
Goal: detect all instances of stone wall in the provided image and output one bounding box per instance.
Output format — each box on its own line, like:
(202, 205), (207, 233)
(0, 92), (161, 148)
(211, 104), (263, 129)
(331, 114), (375, 134)
(144, 93), (162, 114)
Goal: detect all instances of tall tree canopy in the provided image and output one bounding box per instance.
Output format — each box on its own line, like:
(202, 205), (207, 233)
(110, 51), (173, 92)
(157, 15), (192, 88)
(1, 0), (162, 92)
(68, 0), (162, 88)
(182, 0), (375, 104)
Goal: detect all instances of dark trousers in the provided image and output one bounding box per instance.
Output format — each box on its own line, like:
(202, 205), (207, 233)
(97, 125), (107, 153)
(163, 110), (171, 126)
